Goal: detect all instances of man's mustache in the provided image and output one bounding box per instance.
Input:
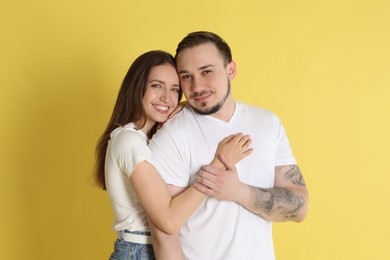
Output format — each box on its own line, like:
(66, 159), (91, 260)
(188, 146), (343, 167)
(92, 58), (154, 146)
(190, 90), (213, 99)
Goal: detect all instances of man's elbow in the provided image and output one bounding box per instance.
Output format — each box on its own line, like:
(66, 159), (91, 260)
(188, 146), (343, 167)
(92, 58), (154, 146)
(294, 194), (309, 223)
(294, 210), (307, 223)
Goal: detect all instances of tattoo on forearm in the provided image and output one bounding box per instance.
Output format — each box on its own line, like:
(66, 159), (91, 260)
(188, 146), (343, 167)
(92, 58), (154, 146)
(247, 165), (306, 220)
(252, 188), (305, 220)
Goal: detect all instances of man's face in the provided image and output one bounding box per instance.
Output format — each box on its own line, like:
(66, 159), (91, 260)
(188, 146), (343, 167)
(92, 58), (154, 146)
(176, 43), (236, 115)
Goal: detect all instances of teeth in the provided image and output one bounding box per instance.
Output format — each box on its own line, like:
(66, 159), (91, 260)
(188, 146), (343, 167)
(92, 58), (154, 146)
(155, 105), (168, 111)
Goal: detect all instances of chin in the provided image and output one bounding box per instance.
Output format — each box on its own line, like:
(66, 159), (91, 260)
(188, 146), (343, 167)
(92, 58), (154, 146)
(193, 104), (221, 116)
(156, 116), (169, 122)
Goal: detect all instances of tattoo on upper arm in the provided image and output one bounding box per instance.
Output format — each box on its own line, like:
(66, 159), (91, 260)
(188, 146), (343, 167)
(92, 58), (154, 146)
(279, 165), (306, 186)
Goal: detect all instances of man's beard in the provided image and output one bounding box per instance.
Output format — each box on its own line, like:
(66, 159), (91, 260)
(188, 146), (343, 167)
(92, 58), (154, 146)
(192, 80), (231, 116)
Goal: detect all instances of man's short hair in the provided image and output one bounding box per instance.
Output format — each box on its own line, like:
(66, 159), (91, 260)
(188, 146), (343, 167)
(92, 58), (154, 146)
(175, 31), (232, 66)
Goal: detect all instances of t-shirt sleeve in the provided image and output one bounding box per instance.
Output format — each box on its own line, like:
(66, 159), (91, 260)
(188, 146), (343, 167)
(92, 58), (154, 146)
(110, 130), (151, 177)
(273, 114), (297, 166)
(148, 126), (190, 187)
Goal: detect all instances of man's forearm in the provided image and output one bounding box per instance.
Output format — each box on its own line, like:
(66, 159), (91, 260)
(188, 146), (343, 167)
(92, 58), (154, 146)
(194, 160), (309, 222)
(235, 165), (308, 222)
(242, 185), (307, 222)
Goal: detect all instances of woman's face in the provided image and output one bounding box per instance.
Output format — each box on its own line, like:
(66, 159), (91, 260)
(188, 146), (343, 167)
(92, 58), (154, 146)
(141, 64), (180, 129)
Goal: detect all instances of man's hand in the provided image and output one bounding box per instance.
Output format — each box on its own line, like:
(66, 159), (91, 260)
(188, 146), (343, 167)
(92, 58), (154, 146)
(193, 156), (308, 222)
(193, 155), (247, 202)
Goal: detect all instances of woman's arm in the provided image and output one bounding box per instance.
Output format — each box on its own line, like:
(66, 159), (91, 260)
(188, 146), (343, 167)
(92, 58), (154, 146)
(130, 133), (253, 234)
(131, 162), (203, 234)
(147, 216), (185, 260)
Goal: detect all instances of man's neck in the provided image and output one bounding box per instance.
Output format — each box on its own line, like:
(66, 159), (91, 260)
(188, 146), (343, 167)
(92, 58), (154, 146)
(210, 98), (236, 122)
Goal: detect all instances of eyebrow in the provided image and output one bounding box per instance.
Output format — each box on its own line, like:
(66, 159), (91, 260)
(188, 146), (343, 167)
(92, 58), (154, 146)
(178, 64), (215, 74)
(149, 79), (165, 83)
(149, 79), (180, 87)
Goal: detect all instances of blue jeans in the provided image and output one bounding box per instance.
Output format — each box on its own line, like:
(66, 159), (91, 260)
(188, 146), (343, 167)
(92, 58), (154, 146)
(109, 231), (155, 260)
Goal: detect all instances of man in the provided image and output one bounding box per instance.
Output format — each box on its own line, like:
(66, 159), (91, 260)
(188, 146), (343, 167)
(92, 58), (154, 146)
(148, 31), (308, 260)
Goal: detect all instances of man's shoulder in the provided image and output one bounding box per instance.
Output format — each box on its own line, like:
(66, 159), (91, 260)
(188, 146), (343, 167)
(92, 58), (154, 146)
(238, 101), (275, 117)
(152, 106), (194, 142)
(162, 105), (194, 128)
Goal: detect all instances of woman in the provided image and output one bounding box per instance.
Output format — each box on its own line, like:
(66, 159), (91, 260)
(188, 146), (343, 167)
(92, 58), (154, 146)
(94, 50), (252, 259)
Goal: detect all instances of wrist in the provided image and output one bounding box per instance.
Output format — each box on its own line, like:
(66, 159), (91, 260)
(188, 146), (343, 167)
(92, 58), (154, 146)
(235, 183), (251, 205)
(210, 157), (225, 170)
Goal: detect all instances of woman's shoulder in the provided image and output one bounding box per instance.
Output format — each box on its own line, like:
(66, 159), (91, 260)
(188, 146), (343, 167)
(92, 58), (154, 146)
(110, 124), (148, 145)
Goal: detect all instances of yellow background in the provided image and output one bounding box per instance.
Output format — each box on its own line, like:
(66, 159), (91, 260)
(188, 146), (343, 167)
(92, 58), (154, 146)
(1, 0), (389, 259)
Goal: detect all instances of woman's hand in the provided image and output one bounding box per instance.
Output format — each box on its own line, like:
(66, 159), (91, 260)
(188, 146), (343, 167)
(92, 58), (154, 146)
(168, 100), (188, 119)
(214, 133), (253, 166)
(157, 101), (188, 129)
(192, 133), (253, 198)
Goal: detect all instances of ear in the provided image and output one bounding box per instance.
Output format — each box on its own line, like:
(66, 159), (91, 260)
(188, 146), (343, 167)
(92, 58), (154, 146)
(227, 61), (237, 80)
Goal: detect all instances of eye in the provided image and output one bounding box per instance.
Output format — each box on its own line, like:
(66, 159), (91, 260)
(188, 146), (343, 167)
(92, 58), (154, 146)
(181, 74), (191, 80)
(171, 87), (180, 93)
(151, 83), (161, 88)
(202, 70), (212, 75)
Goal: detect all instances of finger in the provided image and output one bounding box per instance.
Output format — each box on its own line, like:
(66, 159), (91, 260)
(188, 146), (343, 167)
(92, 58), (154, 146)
(239, 134), (250, 144)
(198, 169), (217, 182)
(231, 133), (244, 142)
(243, 138), (252, 150)
(221, 134), (235, 144)
(243, 148), (254, 157)
(202, 165), (224, 176)
(193, 182), (207, 193)
(168, 106), (183, 119)
(218, 154), (236, 171)
(197, 176), (215, 189)
(193, 182), (213, 195)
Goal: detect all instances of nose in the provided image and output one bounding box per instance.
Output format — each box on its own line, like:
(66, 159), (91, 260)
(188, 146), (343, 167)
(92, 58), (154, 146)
(189, 76), (203, 93)
(159, 89), (173, 103)
(159, 91), (167, 102)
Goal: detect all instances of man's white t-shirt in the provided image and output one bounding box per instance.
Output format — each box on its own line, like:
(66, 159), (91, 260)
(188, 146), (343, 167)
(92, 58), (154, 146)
(149, 102), (296, 260)
(105, 123), (151, 232)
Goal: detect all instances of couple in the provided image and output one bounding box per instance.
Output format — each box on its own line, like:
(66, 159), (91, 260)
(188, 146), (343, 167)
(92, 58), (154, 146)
(95, 31), (309, 260)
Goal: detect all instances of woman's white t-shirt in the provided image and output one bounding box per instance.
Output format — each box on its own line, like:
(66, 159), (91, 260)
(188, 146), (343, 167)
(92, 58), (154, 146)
(105, 123), (151, 232)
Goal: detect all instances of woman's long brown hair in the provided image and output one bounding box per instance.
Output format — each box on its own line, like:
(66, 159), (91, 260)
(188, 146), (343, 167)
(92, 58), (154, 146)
(94, 50), (181, 190)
